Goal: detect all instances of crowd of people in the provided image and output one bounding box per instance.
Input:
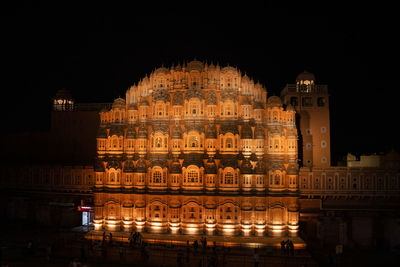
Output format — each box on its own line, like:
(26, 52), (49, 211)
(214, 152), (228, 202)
(1, 230), (302, 266)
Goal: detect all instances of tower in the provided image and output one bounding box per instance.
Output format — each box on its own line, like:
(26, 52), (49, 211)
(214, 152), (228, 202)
(281, 71), (331, 168)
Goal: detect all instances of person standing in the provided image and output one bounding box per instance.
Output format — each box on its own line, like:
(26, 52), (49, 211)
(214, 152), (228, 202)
(280, 240), (286, 255)
(109, 232), (113, 246)
(119, 245), (124, 262)
(289, 240), (294, 256)
(253, 248), (260, 267)
(102, 232), (106, 245)
(46, 244), (52, 262)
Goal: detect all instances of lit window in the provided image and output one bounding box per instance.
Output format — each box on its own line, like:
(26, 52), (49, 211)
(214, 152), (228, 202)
(155, 137), (162, 148)
(274, 174), (280, 185)
(225, 172), (233, 184)
(153, 170), (162, 183)
(189, 136), (199, 148)
(226, 138), (233, 148)
(188, 169), (198, 183)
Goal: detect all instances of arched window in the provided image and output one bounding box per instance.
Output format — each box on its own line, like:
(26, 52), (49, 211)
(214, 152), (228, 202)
(112, 137), (118, 148)
(110, 172), (115, 182)
(190, 102), (199, 115)
(156, 104), (163, 116)
(273, 111), (278, 122)
(226, 138), (233, 148)
(115, 111), (120, 122)
(155, 137), (162, 148)
(153, 170), (162, 183)
(189, 135), (199, 148)
(188, 169), (198, 183)
(274, 174), (280, 185)
(225, 172), (233, 184)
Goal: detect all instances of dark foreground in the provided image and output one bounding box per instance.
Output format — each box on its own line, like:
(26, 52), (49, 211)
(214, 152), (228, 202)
(0, 222), (398, 266)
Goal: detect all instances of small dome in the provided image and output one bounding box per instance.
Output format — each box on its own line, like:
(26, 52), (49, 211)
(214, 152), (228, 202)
(253, 101), (264, 109)
(268, 160), (285, 171)
(94, 159), (105, 172)
(137, 124), (148, 138)
(267, 96), (282, 108)
(134, 158), (147, 173)
(183, 154), (204, 168)
(287, 162), (298, 175)
(150, 159), (168, 168)
(172, 91), (184, 106)
(220, 123), (239, 135)
(206, 124), (217, 139)
(240, 159), (253, 174)
(171, 124), (182, 139)
(207, 62), (216, 70)
(206, 91), (217, 105)
(255, 160), (266, 174)
(128, 103), (138, 110)
(286, 104), (295, 111)
(220, 155), (238, 169)
(205, 158), (217, 174)
(126, 126), (136, 139)
(187, 60), (204, 72)
(296, 71), (316, 82)
(112, 98), (126, 109)
(139, 98), (149, 106)
(254, 126), (265, 139)
(107, 158), (122, 169)
(241, 124), (253, 139)
(109, 125), (124, 136)
(170, 159), (182, 174)
(269, 126), (282, 135)
(153, 67), (170, 75)
(124, 160), (135, 173)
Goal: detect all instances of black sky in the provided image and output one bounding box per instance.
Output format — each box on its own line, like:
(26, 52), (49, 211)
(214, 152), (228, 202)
(1, 3), (399, 163)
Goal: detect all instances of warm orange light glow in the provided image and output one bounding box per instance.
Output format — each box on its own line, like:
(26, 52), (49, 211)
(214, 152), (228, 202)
(205, 223), (216, 229)
(93, 61), (301, 238)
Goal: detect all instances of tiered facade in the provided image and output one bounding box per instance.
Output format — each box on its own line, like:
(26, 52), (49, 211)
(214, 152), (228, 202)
(93, 61), (299, 236)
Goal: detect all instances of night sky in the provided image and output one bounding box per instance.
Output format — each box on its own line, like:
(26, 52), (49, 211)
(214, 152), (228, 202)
(1, 3), (398, 163)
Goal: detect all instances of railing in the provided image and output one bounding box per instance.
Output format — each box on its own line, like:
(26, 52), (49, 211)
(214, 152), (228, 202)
(53, 103), (112, 112)
(281, 84), (328, 95)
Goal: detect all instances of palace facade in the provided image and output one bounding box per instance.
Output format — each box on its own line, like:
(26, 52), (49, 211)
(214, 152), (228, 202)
(93, 61), (300, 236)
(1, 60), (399, 247)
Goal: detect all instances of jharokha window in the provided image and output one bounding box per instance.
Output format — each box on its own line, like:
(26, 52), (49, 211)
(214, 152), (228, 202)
(189, 135), (199, 148)
(225, 138), (232, 148)
(225, 172), (234, 184)
(188, 169), (198, 183)
(152, 170), (162, 183)
(155, 137), (162, 147)
(274, 174), (281, 185)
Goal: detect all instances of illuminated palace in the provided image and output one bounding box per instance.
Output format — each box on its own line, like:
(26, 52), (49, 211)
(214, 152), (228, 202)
(93, 61), (301, 236)
(2, 60), (399, 246)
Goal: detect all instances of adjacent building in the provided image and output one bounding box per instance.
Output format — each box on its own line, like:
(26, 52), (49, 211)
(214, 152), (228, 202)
(1, 60), (399, 247)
